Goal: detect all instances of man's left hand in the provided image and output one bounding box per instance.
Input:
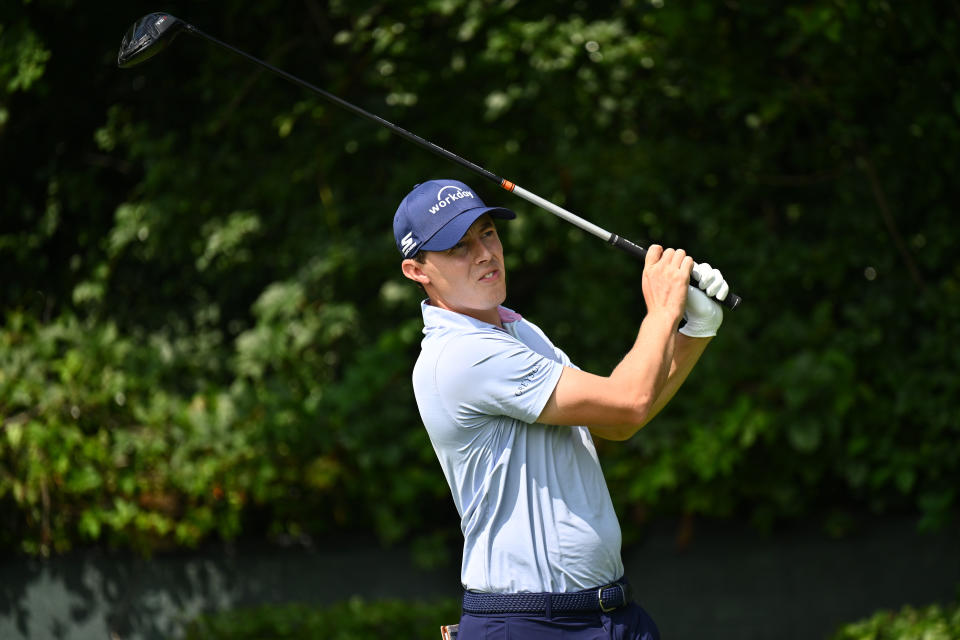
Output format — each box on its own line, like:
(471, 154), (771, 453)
(678, 263), (727, 338)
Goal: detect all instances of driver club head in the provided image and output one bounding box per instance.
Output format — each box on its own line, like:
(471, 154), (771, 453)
(117, 13), (186, 68)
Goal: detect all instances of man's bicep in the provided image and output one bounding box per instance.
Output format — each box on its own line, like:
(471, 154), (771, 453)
(536, 366), (647, 437)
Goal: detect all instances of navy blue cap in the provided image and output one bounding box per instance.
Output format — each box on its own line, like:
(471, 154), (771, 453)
(393, 179), (515, 258)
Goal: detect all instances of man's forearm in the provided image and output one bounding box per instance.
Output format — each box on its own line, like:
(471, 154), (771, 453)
(643, 333), (712, 423)
(609, 311), (679, 416)
(586, 326), (712, 440)
(584, 312), (680, 440)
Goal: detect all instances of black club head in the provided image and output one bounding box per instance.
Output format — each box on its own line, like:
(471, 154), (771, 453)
(118, 13), (186, 68)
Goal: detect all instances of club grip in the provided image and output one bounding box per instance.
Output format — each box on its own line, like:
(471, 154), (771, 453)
(609, 234), (743, 311)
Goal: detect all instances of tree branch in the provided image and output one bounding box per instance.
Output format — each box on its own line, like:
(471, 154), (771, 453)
(857, 154), (926, 292)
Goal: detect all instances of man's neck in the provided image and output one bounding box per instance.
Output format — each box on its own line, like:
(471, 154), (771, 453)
(427, 298), (503, 329)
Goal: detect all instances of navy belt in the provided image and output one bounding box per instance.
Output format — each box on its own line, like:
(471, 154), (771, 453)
(462, 579), (633, 615)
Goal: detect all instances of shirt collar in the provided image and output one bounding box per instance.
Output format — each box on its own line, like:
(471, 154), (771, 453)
(420, 300), (523, 332)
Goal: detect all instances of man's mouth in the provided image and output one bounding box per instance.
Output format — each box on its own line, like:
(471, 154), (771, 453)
(479, 269), (500, 281)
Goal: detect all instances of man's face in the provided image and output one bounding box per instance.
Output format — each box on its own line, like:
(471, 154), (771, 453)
(404, 214), (507, 324)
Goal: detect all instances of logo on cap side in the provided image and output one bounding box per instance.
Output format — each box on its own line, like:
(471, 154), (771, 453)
(428, 185), (475, 215)
(400, 231), (417, 256)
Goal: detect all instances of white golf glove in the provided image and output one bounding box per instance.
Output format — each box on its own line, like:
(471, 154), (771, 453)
(678, 263), (728, 338)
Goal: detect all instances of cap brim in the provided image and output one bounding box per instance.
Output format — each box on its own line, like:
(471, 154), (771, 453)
(419, 206), (515, 253)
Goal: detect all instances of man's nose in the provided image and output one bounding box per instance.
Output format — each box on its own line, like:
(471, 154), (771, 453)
(473, 239), (493, 262)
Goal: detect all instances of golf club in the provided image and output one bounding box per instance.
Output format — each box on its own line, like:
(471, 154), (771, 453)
(118, 12), (742, 310)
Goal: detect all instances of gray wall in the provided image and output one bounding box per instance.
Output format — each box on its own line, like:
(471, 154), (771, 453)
(1, 516), (957, 640)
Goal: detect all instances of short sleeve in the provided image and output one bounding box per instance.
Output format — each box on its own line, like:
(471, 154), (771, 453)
(434, 330), (564, 426)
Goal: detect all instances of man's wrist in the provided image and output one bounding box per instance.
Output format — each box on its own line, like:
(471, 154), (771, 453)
(644, 309), (682, 332)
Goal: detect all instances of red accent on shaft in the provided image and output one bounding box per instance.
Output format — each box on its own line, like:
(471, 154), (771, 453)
(500, 179), (516, 192)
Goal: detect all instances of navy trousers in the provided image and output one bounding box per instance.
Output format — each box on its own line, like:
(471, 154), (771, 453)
(458, 602), (660, 640)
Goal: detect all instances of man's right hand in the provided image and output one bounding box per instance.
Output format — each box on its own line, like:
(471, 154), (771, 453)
(641, 245), (694, 324)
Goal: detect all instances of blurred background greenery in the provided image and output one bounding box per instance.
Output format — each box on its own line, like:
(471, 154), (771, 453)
(1, 0), (958, 635)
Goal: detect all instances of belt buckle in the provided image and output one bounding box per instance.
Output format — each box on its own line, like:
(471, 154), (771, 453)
(598, 583), (623, 612)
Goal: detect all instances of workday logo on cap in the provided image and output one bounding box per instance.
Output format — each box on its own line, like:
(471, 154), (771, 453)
(428, 184), (476, 214)
(393, 179), (515, 259)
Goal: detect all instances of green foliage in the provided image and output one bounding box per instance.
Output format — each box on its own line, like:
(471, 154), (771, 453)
(182, 597), (461, 640)
(832, 601), (960, 640)
(0, 311), (246, 554)
(1, 0), (958, 556)
(0, 22), (51, 95)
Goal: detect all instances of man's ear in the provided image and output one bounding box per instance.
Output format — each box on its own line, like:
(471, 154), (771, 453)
(401, 258), (430, 286)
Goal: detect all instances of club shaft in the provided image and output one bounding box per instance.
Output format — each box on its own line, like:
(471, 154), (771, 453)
(184, 24), (742, 310)
(187, 25), (502, 185)
(508, 184), (613, 241)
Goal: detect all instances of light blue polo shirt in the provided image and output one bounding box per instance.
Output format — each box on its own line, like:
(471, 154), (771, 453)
(412, 301), (624, 594)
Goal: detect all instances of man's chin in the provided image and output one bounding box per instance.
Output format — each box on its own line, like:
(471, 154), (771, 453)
(491, 285), (508, 307)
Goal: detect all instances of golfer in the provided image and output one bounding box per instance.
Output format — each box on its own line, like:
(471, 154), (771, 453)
(394, 179), (729, 640)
